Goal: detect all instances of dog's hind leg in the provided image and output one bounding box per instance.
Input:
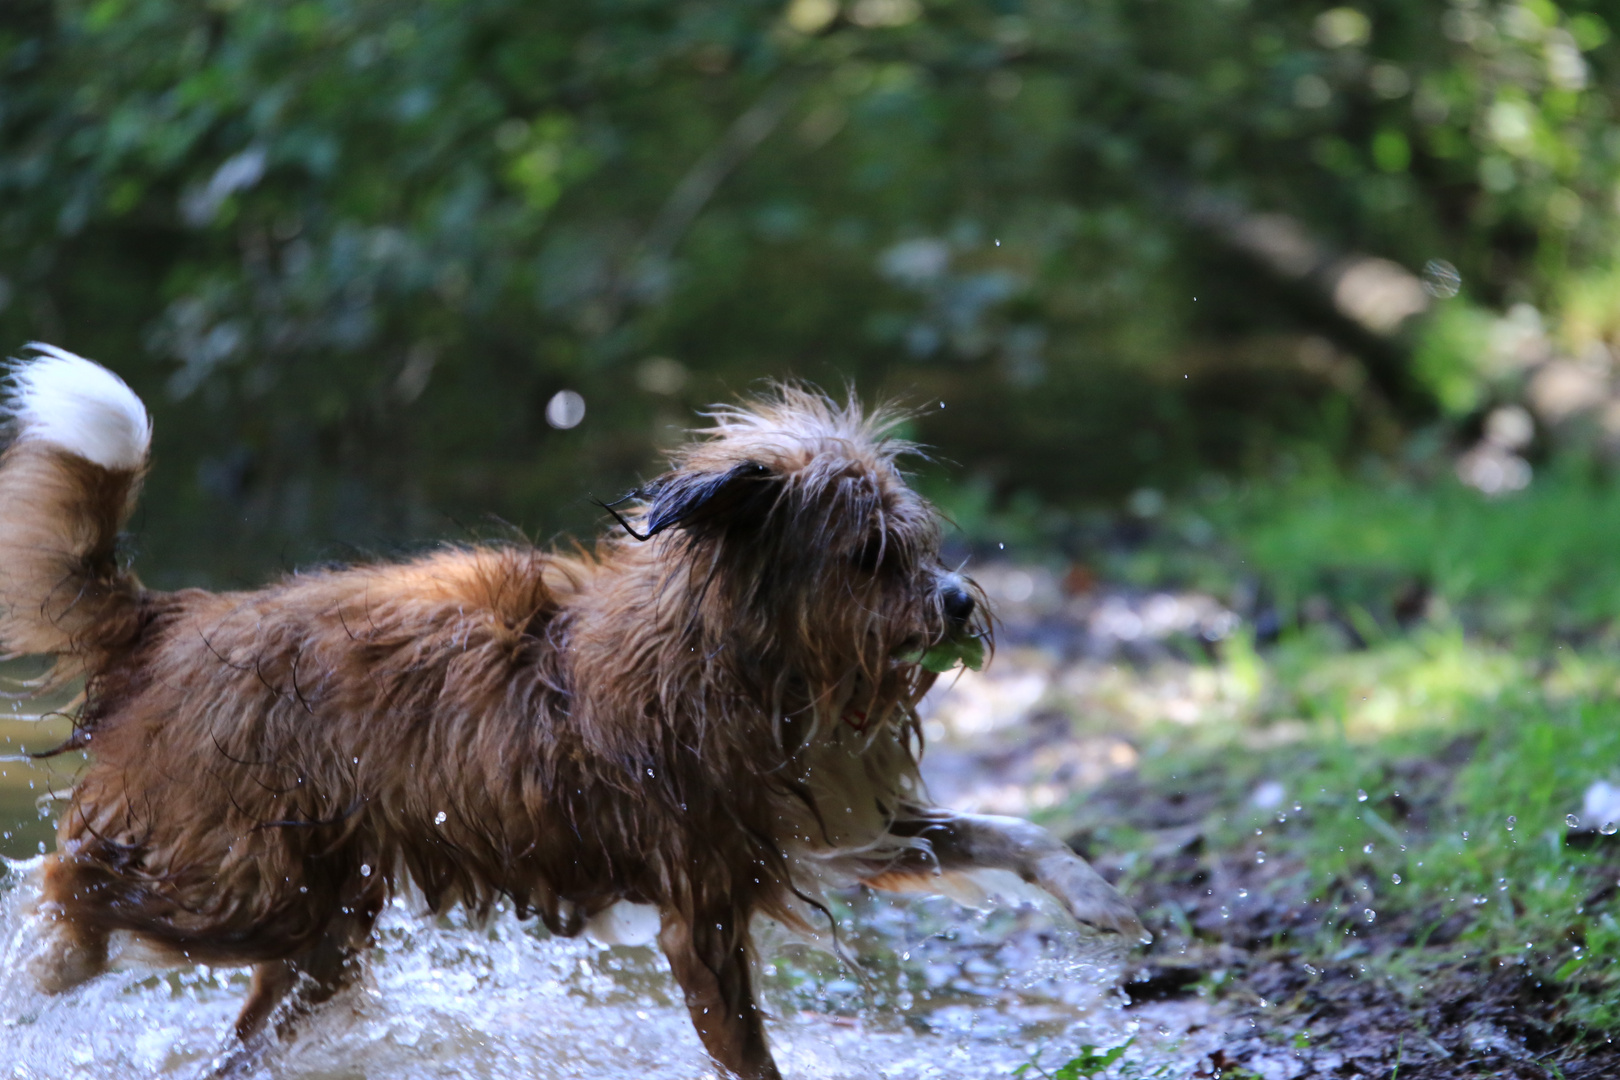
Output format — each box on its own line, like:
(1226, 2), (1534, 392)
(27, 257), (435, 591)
(21, 911), (110, 994)
(658, 910), (781, 1080)
(22, 855), (111, 994)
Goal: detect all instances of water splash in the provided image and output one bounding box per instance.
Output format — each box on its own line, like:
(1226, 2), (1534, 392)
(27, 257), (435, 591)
(0, 859), (1168, 1080)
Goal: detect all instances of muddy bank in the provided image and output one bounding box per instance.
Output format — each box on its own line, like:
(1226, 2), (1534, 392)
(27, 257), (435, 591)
(1101, 789), (1620, 1079)
(919, 571), (1620, 1078)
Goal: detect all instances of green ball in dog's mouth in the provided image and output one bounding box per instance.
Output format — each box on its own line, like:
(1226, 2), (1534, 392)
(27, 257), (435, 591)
(899, 634), (986, 674)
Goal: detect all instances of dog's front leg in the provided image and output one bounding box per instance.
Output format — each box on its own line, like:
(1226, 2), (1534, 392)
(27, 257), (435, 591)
(881, 811), (1147, 941)
(658, 910), (780, 1080)
(213, 904), (381, 1079)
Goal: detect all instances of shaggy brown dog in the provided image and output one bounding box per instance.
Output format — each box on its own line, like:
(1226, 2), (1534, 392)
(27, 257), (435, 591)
(0, 345), (1142, 1079)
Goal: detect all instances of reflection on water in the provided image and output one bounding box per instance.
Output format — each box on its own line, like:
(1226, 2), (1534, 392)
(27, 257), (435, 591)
(0, 855), (1194, 1080)
(0, 702), (81, 862)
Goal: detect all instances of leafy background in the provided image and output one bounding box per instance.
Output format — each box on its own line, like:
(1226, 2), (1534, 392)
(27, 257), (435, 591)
(3, 0), (1619, 582)
(13, 5), (1620, 1071)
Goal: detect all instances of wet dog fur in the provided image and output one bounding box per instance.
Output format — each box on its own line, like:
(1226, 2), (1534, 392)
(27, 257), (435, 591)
(0, 346), (1142, 1079)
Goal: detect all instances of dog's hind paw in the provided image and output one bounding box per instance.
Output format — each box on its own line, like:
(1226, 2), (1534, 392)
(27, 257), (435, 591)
(18, 912), (108, 994)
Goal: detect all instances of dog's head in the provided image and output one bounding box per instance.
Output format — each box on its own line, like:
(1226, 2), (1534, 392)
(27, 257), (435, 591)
(613, 385), (989, 724)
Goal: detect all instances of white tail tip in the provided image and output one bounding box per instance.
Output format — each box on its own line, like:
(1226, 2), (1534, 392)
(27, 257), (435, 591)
(3, 344), (152, 471)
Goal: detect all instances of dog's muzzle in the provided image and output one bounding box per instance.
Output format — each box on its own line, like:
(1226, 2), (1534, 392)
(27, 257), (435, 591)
(940, 583), (975, 626)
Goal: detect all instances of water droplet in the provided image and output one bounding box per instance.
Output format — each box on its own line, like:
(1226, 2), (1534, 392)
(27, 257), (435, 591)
(1391, 873), (1402, 884)
(1237, 888), (1249, 899)
(647, 768), (656, 778)
(1461, 831), (1469, 840)
(1603, 822), (1618, 836)
(360, 863), (372, 877)
(1506, 815), (1516, 831)
(435, 811), (447, 825)
(1219, 905), (1231, 919)
(1364, 909), (1377, 923)
(1421, 258), (1461, 299)
(1292, 802), (1303, 813)
(1363, 843), (1374, 854)
(1357, 789), (1369, 802)
(1255, 828), (1265, 836)
(1568, 814), (1581, 828)
(545, 389), (586, 429)
(1255, 851), (1266, 864)
(1473, 895), (1489, 905)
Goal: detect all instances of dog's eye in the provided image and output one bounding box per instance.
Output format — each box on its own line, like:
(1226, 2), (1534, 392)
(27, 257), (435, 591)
(853, 534), (887, 572)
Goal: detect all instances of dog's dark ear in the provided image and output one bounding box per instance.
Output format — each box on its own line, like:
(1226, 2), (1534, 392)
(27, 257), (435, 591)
(643, 461), (774, 538)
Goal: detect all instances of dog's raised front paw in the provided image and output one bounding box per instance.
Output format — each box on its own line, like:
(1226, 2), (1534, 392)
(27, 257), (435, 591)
(1034, 853), (1149, 943)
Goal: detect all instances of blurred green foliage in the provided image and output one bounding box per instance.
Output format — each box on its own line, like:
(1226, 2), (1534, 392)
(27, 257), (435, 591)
(1206, 462), (1620, 633)
(3, 0), (1620, 580)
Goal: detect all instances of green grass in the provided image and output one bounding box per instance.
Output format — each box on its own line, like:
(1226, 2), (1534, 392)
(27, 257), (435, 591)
(1207, 466), (1620, 1026)
(985, 463), (1620, 1039)
(1063, 619), (1620, 1034)
(1014, 1038), (1173, 1080)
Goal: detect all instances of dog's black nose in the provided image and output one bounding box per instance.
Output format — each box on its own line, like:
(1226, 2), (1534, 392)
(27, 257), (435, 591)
(941, 585), (975, 624)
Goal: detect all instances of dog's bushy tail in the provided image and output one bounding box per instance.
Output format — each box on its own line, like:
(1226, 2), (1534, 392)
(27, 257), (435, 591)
(0, 344), (151, 677)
